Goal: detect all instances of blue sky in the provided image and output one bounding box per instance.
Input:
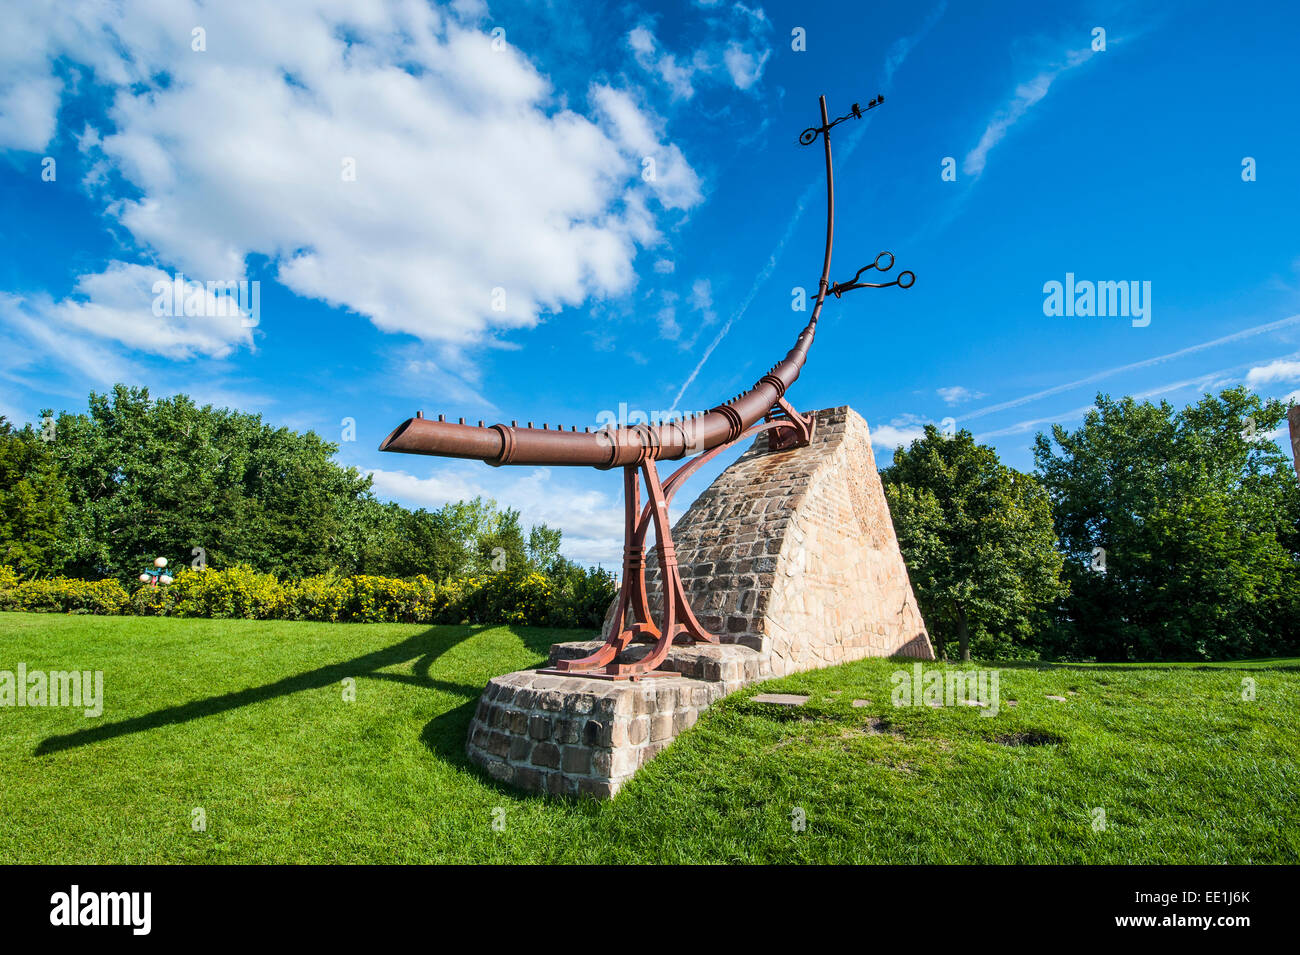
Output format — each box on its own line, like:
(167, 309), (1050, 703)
(2, 0), (1299, 566)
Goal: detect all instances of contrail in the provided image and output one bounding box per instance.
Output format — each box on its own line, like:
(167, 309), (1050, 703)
(957, 312), (1300, 424)
(670, 4), (947, 411)
(973, 350), (1300, 440)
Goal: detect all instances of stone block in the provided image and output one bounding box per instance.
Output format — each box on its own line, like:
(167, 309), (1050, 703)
(466, 409), (934, 798)
(599, 407), (933, 671)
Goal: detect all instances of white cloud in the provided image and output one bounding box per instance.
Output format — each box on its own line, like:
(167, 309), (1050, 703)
(368, 463), (624, 566)
(656, 305), (681, 341)
(627, 25), (700, 100)
(937, 385), (985, 405)
(684, 276), (716, 331)
(963, 47), (1094, 179)
(722, 42), (769, 91)
(2, 0), (701, 360)
(591, 85), (702, 211)
(870, 422), (927, 450)
(625, 9), (772, 99)
(9, 263), (255, 360)
(1246, 359), (1300, 387)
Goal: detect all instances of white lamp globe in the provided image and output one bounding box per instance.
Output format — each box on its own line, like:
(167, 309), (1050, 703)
(159, 574), (173, 585)
(154, 556), (168, 568)
(139, 573), (150, 583)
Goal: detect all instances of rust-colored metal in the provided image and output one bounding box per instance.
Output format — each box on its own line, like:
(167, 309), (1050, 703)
(1289, 404), (1300, 484)
(379, 93), (913, 679)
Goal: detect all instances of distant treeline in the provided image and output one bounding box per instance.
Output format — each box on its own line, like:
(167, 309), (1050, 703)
(3, 384), (1298, 662)
(0, 384), (595, 588)
(881, 387), (1300, 662)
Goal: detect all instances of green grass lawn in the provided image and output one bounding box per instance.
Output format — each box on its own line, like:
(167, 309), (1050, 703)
(1, 611), (1296, 863)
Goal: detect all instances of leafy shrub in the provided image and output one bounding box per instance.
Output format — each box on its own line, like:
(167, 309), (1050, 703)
(283, 573), (350, 622)
(0, 563), (612, 630)
(162, 565), (287, 620)
(0, 570), (130, 615)
(339, 574), (438, 623)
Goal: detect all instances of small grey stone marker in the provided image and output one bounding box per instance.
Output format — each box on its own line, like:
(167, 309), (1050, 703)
(753, 693), (810, 706)
(1045, 694), (1068, 702)
(851, 699), (871, 707)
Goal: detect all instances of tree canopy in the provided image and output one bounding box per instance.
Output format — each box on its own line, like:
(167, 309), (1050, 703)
(1, 385), (567, 584)
(882, 426), (1066, 660)
(1034, 388), (1300, 660)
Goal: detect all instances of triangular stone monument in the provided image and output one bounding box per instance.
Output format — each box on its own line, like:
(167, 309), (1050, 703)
(603, 405), (933, 672)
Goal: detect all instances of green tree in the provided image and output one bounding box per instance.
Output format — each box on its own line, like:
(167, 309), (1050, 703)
(0, 417), (71, 576)
(47, 385), (373, 581)
(1034, 388), (1300, 661)
(882, 426), (1066, 661)
(16, 385), (579, 587)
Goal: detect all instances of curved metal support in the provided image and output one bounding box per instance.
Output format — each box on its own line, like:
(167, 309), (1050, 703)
(547, 412), (811, 679)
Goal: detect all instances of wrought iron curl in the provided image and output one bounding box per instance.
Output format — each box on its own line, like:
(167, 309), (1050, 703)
(828, 250), (915, 297)
(799, 95), (885, 145)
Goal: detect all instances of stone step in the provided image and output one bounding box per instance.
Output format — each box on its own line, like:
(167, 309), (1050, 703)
(467, 667), (727, 799)
(547, 640), (770, 693)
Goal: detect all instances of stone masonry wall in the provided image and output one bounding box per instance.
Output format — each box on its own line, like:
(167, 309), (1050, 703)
(466, 668), (729, 798)
(603, 406), (933, 673)
(466, 405), (933, 799)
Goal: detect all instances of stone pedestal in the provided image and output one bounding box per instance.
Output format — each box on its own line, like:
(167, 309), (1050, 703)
(602, 405), (933, 671)
(466, 643), (767, 797)
(465, 405), (932, 798)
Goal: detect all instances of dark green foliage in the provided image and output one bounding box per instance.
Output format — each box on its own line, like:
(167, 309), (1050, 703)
(882, 427), (1066, 661)
(1034, 388), (1300, 661)
(4, 385), (577, 588)
(0, 418), (70, 576)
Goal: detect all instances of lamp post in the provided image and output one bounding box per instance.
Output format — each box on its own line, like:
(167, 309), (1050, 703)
(139, 556), (174, 588)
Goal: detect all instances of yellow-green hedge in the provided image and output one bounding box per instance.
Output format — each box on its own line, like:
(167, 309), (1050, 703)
(0, 564), (613, 629)
(0, 574), (131, 615)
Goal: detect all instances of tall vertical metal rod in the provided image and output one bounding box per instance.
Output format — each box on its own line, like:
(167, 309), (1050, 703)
(813, 94), (836, 327)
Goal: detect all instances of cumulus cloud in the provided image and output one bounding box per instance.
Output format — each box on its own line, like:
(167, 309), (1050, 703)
(625, 7), (772, 100)
(869, 421), (928, 450)
(1, 0), (701, 362)
(368, 464), (625, 565)
(12, 263), (255, 360)
(1245, 359), (1300, 387)
(590, 85), (702, 210)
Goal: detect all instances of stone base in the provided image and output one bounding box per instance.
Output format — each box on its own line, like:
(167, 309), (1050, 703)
(465, 662), (747, 798)
(601, 406), (934, 671)
(546, 641), (768, 694)
(466, 405), (934, 798)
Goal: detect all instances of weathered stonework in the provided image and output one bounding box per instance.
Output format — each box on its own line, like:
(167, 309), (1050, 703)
(465, 405), (932, 798)
(466, 665), (728, 798)
(602, 406), (933, 672)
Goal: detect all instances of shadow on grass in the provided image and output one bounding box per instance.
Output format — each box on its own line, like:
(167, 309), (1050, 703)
(34, 625), (492, 757)
(420, 699), (480, 769)
(419, 626), (573, 786)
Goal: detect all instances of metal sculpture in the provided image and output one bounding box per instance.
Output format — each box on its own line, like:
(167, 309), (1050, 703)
(379, 94), (913, 679)
(1289, 405), (1300, 484)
